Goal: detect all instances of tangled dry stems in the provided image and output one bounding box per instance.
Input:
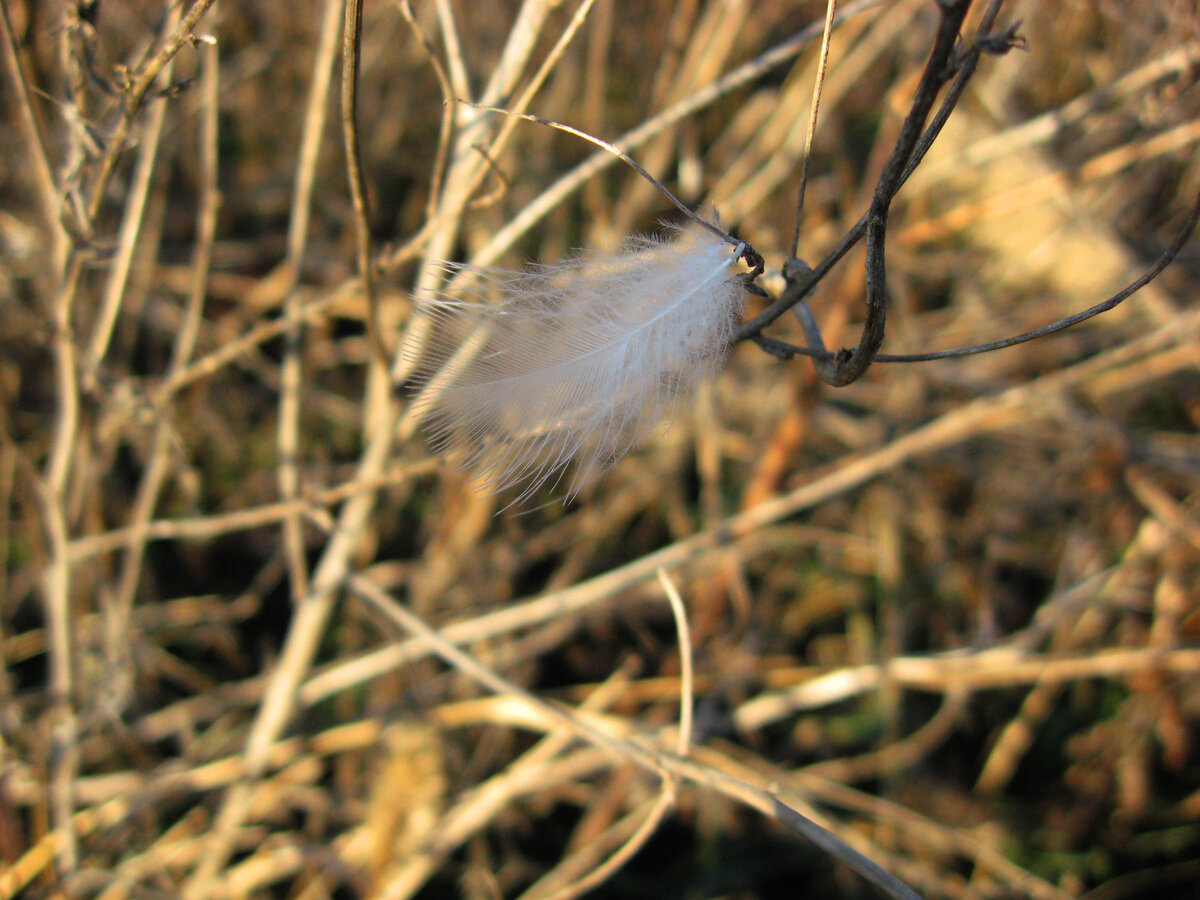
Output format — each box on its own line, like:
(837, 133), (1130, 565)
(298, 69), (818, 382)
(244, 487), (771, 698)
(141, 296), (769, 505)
(2, 1), (1199, 898)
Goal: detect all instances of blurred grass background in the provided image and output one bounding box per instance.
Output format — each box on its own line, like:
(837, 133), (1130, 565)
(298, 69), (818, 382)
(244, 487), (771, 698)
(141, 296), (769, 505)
(2, 1), (1200, 898)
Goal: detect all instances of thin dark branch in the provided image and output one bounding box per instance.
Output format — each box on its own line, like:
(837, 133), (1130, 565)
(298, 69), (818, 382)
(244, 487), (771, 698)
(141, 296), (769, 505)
(342, 0), (389, 367)
(729, 0), (1022, 384)
(738, 0), (1194, 376)
(754, 179), (1200, 365)
(393, 0), (455, 219)
(456, 101), (742, 251)
(737, 1), (988, 346)
(455, 100), (769, 282)
(874, 182), (1200, 362)
(815, 0), (972, 385)
(88, 0), (219, 224)
(896, 2), (1015, 188)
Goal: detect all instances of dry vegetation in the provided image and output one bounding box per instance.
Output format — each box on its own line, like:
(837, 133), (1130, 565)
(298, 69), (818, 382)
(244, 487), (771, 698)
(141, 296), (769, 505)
(2, 1), (1200, 898)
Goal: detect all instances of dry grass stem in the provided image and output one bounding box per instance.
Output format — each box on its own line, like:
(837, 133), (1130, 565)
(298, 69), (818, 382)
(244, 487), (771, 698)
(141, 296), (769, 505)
(4, 2), (1198, 898)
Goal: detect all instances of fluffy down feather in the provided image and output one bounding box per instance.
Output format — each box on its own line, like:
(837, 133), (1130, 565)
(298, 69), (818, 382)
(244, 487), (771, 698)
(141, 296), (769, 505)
(407, 222), (746, 502)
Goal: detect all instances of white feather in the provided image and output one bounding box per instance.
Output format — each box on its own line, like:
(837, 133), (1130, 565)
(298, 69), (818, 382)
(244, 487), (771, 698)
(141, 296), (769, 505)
(408, 222), (746, 501)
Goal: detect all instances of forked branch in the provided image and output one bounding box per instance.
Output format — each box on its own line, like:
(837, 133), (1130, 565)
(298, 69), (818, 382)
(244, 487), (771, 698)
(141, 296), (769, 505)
(736, 1), (1042, 384)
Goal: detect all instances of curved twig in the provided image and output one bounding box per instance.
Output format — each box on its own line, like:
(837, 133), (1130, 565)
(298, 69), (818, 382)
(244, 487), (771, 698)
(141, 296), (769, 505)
(737, 2), (1033, 385)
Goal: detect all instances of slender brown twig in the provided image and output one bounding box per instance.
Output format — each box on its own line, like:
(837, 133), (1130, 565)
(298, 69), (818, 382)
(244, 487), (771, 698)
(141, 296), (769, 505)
(456, 102), (740, 250)
(789, 0), (838, 260)
(86, 0), (219, 225)
(107, 14), (221, 685)
(343, 0), (388, 369)
(277, 0), (343, 605)
(393, 0), (456, 219)
(0, 0), (66, 274)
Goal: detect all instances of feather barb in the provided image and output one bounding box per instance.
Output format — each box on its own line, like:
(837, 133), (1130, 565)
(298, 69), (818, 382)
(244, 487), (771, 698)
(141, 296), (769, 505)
(407, 221), (746, 503)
